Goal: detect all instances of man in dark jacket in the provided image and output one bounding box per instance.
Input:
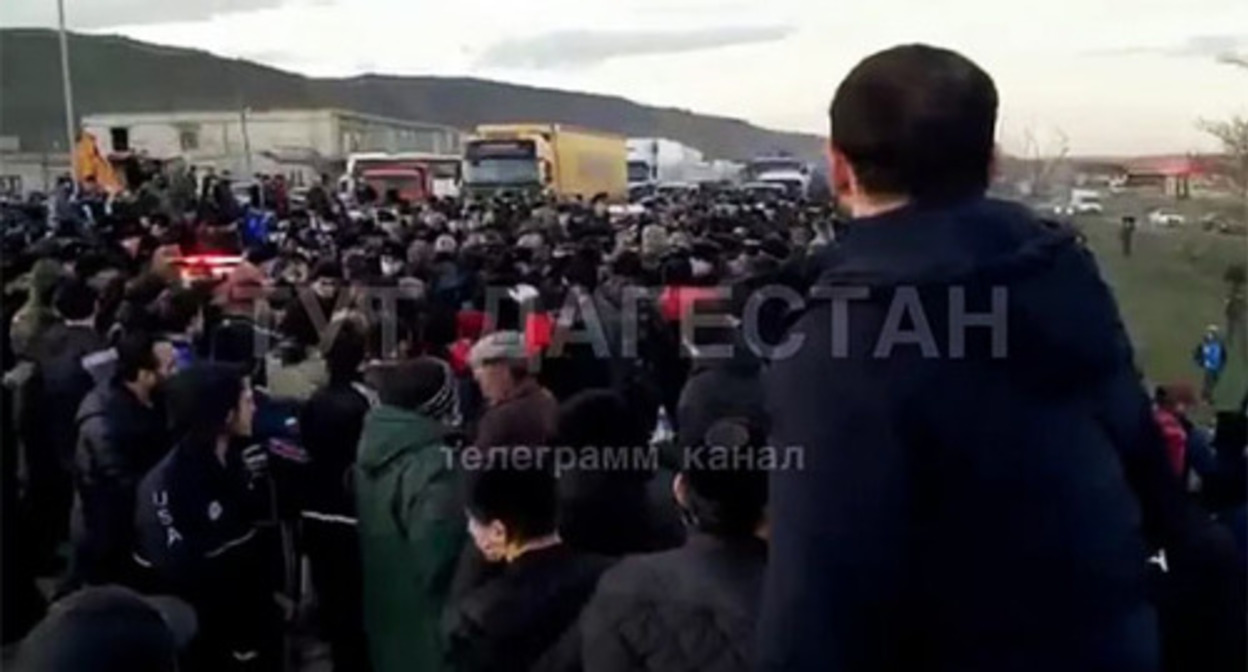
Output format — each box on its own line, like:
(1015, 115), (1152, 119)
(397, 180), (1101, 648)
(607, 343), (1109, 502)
(134, 363), (278, 671)
(445, 459), (611, 672)
(300, 318), (376, 672)
(759, 45), (1160, 672)
(469, 331), (558, 452)
(580, 419), (768, 672)
(556, 389), (684, 556)
(24, 280), (109, 569)
(70, 331), (174, 588)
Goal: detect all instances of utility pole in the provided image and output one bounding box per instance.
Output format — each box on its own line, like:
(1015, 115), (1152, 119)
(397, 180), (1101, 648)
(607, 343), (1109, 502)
(240, 106), (254, 176)
(57, 0), (77, 178)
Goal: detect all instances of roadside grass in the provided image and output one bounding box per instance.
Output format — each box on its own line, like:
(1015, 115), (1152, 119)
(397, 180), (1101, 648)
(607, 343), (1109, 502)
(1078, 212), (1247, 412)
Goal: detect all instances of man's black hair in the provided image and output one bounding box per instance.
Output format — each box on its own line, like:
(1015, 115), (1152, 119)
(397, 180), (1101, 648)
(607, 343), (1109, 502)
(161, 288), (203, 335)
(324, 316), (367, 384)
(115, 330), (161, 383)
(611, 250), (643, 279)
(557, 389), (649, 462)
(830, 44), (998, 201)
(465, 461), (558, 543)
(164, 362), (247, 442)
(54, 279), (98, 321)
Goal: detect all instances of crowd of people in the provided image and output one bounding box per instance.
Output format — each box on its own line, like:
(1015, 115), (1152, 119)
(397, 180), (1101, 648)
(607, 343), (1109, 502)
(1, 44), (1245, 672)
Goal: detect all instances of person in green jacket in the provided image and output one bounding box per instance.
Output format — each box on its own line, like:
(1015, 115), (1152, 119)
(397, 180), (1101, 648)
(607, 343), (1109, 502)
(356, 357), (466, 672)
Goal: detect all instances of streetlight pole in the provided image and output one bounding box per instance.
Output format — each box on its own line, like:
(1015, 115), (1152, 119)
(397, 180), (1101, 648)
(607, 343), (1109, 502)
(57, 0), (77, 171)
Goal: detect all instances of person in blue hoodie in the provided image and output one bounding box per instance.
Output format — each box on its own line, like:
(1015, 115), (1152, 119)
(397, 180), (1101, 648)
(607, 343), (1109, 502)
(757, 44), (1222, 672)
(1193, 325), (1227, 402)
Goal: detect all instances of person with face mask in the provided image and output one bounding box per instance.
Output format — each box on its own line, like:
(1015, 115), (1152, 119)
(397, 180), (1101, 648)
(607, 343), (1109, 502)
(379, 241), (406, 279)
(70, 330), (176, 589)
(133, 363), (278, 671)
(445, 460), (612, 672)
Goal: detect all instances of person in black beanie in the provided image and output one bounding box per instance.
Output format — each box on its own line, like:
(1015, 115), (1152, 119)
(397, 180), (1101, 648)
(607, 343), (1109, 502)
(134, 363), (279, 672)
(356, 357), (464, 672)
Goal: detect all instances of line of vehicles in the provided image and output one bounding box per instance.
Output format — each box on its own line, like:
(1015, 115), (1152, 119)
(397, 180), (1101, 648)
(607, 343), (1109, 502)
(335, 123), (824, 206)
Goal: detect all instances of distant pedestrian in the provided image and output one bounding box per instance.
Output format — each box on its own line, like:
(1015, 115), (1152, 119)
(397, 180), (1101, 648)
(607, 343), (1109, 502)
(1120, 216), (1136, 257)
(1194, 325), (1228, 402)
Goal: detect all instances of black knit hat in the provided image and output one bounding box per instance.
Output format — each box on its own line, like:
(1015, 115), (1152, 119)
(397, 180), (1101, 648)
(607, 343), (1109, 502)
(683, 418), (769, 536)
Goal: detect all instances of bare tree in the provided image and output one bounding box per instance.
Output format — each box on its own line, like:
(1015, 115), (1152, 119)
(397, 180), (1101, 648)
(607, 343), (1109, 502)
(1198, 116), (1248, 223)
(1021, 125), (1070, 197)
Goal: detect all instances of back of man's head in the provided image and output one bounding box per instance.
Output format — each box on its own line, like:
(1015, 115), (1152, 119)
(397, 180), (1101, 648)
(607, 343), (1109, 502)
(55, 278), (98, 322)
(116, 331), (158, 384)
(830, 44), (998, 202)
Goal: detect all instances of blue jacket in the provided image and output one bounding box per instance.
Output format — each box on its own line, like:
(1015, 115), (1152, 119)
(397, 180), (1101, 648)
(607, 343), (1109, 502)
(1195, 337), (1227, 373)
(759, 198), (1159, 672)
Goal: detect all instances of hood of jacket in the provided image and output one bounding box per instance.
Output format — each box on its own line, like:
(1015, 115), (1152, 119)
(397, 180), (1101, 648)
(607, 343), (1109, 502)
(357, 404), (449, 476)
(27, 258), (62, 306)
(808, 197), (1133, 392)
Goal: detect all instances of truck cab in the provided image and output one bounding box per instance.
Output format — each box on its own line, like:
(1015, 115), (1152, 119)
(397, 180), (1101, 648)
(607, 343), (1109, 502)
(747, 156), (811, 198)
(360, 167), (431, 204)
(342, 152), (460, 204)
(463, 124), (626, 201)
(463, 134), (554, 198)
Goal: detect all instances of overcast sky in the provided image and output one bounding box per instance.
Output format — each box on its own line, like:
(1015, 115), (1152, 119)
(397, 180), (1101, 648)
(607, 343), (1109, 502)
(8, 0), (1248, 155)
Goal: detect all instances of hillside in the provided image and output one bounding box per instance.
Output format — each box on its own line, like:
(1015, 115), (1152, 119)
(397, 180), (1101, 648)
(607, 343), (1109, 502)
(0, 29), (823, 161)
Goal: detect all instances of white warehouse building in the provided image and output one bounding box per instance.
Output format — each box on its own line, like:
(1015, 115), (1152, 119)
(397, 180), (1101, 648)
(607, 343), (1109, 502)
(82, 108), (464, 180)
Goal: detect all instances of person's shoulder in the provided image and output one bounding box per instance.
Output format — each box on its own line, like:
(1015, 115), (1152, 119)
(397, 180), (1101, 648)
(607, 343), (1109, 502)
(595, 548), (678, 595)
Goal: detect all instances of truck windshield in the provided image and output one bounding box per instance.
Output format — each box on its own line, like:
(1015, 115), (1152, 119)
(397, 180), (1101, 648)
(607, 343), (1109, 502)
(627, 161), (650, 183)
(464, 158), (539, 185)
(364, 175), (423, 199)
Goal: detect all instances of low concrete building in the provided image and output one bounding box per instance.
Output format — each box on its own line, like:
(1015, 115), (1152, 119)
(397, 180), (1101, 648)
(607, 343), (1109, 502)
(82, 108), (464, 180)
(0, 136), (71, 196)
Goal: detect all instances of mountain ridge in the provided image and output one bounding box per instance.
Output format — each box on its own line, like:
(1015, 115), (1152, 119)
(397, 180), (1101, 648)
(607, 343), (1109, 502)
(0, 28), (824, 161)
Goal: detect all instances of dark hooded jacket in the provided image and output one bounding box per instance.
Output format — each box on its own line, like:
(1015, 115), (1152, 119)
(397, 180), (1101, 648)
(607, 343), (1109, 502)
(444, 543), (612, 672)
(10, 259), (62, 359)
(71, 377), (168, 585)
(580, 534), (766, 672)
(29, 322), (109, 470)
(758, 198), (1161, 672)
(355, 405), (465, 672)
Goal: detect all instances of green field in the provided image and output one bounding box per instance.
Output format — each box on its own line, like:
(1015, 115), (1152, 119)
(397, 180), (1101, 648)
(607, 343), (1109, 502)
(1076, 203), (1247, 411)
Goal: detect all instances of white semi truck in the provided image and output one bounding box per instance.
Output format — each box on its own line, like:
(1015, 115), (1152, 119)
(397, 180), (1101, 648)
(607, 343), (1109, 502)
(745, 155), (812, 198)
(627, 138), (706, 191)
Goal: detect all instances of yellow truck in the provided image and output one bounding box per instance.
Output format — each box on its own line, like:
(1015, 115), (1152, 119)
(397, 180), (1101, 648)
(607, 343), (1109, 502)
(462, 123), (627, 201)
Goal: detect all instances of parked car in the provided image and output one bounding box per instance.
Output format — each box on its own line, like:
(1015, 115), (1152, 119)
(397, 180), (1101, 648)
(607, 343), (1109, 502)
(1148, 210), (1186, 227)
(1068, 189), (1104, 214)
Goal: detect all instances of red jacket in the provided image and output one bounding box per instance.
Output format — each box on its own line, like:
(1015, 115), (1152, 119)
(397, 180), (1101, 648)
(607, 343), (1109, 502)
(659, 286), (719, 323)
(1154, 407), (1187, 477)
